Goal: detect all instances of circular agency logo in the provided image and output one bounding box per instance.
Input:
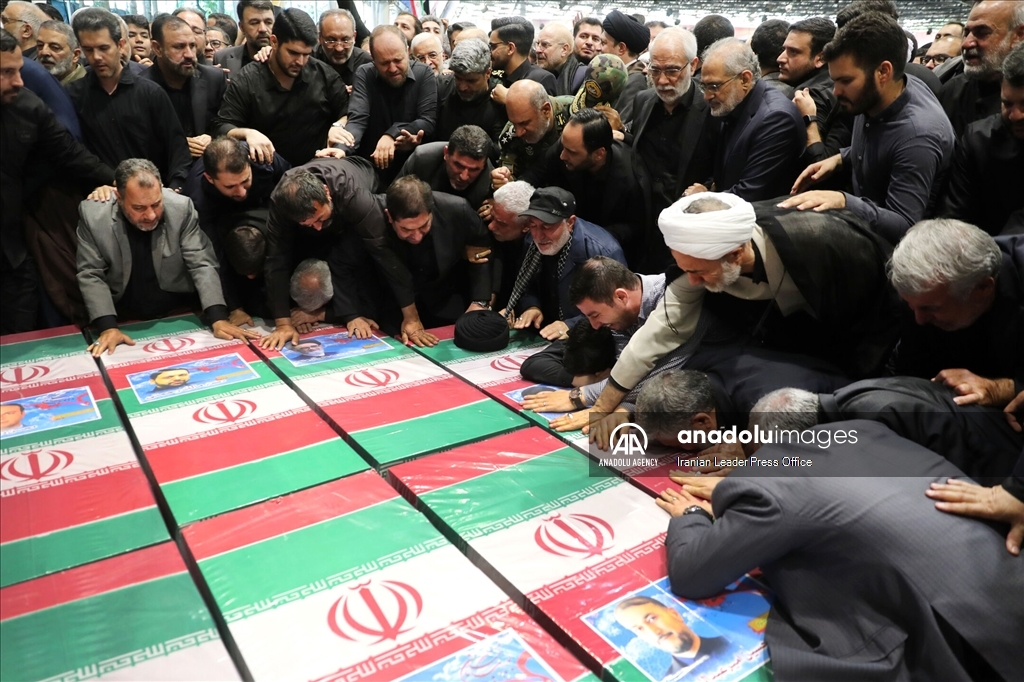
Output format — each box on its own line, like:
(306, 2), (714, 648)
(142, 337), (196, 354)
(192, 399), (257, 424)
(344, 368), (399, 388)
(609, 422), (648, 457)
(489, 353), (532, 373)
(327, 579), (423, 644)
(0, 364), (52, 385)
(0, 449), (74, 482)
(534, 512), (616, 558)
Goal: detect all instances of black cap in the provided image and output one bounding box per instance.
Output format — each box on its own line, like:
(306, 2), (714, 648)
(454, 310), (510, 353)
(520, 187), (576, 223)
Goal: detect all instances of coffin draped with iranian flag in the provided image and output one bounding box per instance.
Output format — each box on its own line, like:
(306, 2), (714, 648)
(412, 325), (591, 450)
(253, 325), (528, 466)
(0, 327), (166, 588)
(99, 316), (368, 525)
(182, 470), (599, 682)
(0, 541), (240, 681)
(389, 428), (773, 682)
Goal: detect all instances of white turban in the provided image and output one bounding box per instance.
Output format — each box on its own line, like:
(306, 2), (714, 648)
(658, 192), (757, 260)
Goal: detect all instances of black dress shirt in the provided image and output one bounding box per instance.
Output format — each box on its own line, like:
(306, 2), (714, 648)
(841, 75), (956, 243)
(637, 93), (691, 216)
(313, 45), (373, 86)
(1, 88), (113, 267)
(212, 58), (349, 166)
(500, 59), (557, 96)
(939, 74), (1002, 138)
(435, 75), (507, 143)
(66, 66), (191, 190)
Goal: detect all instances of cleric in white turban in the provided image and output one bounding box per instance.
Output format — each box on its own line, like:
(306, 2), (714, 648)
(583, 194), (903, 433)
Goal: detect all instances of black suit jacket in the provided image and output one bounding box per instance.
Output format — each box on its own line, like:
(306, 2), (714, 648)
(941, 114), (1023, 236)
(712, 79), (806, 201)
(212, 44), (251, 78)
(141, 63), (227, 136)
(629, 86), (716, 273)
(667, 420), (1024, 682)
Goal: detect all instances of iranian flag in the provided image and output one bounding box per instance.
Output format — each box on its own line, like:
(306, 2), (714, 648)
(1, 430), (166, 587)
(390, 428), (772, 682)
(1, 326), (100, 393)
(122, 379), (368, 525)
(98, 315), (243, 369)
(1, 542), (240, 681)
(257, 327), (528, 467)
(183, 472), (597, 682)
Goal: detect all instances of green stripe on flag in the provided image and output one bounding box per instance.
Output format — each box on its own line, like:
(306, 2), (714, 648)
(353, 400), (527, 466)
(198, 497), (441, 617)
(0, 572), (214, 681)
(0, 400), (123, 452)
(116, 362), (280, 414)
(161, 439), (369, 524)
(1, 334), (88, 364)
(415, 331), (544, 364)
(0, 507), (167, 588)
(417, 447), (615, 537)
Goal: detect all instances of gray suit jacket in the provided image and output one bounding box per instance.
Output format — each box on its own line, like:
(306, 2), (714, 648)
(666, 420), (1024, 682)
(76, 189), (225, 321)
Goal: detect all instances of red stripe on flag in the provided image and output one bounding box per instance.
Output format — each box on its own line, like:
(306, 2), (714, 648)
(425, 325), (455, 341)
(390, 427), (562, 494)
(104, 344), (263, 389)
(0, 326), (83, 345)
(184, 471), (396, 560)
(0, 467), (156, 543)
(319, 376), (486, 431)
(0, 542), (184, 620)
(142, 410), (338, 482)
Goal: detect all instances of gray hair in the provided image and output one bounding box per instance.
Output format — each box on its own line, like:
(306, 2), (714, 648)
(7, 1), (45, 34)
(318, 8), (355, 31)
(1004, 42), (1024, 88)
(651, 27), (697, 63)
(289, 259), (333, 311)
(684, 197), (731, 214)
(1014, 3), (1024, 31)
(748, 388), (820, 432)
(493, 180), (534, 215)
(39, 20), (78, 50)
(635, 370), (716, 438)
(114, 158), (161, 193)
(703, 37), (761, 82)
(888, 219), (1002, 299)
(449, 37), (490, 75)
(410, 31), (442, 53)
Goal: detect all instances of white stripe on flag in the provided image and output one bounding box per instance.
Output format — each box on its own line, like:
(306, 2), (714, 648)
(230, 545), (508, 681)
(129, 384), (308, 447)
(296, 357), (450, 404)
(100, 333), (241, 368)
(468, 482), (667, 596)
(443, 349), (546, 386)
(1, 431), (139, 494)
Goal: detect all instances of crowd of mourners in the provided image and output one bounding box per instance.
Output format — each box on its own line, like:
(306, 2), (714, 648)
(1, 0), (1022, 678)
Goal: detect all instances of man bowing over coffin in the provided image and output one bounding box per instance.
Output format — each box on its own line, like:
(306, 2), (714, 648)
(584, 192), (899, 446)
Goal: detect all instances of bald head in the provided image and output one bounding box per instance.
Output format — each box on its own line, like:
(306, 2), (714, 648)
(453, 27), (487, 49)
(506, 80), (554, 144)
(5, 0), (48, 50)
(537, 23), (573, 72)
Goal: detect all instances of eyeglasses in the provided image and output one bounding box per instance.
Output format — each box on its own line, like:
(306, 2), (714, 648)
(924, 54), (951, 65)
(647, 64), (686, 78)
(1, 14), (27, 26)
(322, 36), (355, 48)
(415, 51), (440, 62)
(207, 39), (227, 49)
(488, 41), (507, 52)
(702, 74), (739, 93)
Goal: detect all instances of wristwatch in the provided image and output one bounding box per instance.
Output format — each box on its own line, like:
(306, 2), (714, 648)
(802, 114), (814, 128)
(682, 505), (714, 522)
(569, 387), (586, 410)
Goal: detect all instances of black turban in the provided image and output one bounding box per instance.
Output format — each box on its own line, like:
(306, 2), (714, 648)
(454, 310), (510, 353)
(602, 10), (650, 56)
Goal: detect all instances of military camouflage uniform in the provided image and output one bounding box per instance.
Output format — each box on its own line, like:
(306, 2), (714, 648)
(497, 95), (574, 179)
